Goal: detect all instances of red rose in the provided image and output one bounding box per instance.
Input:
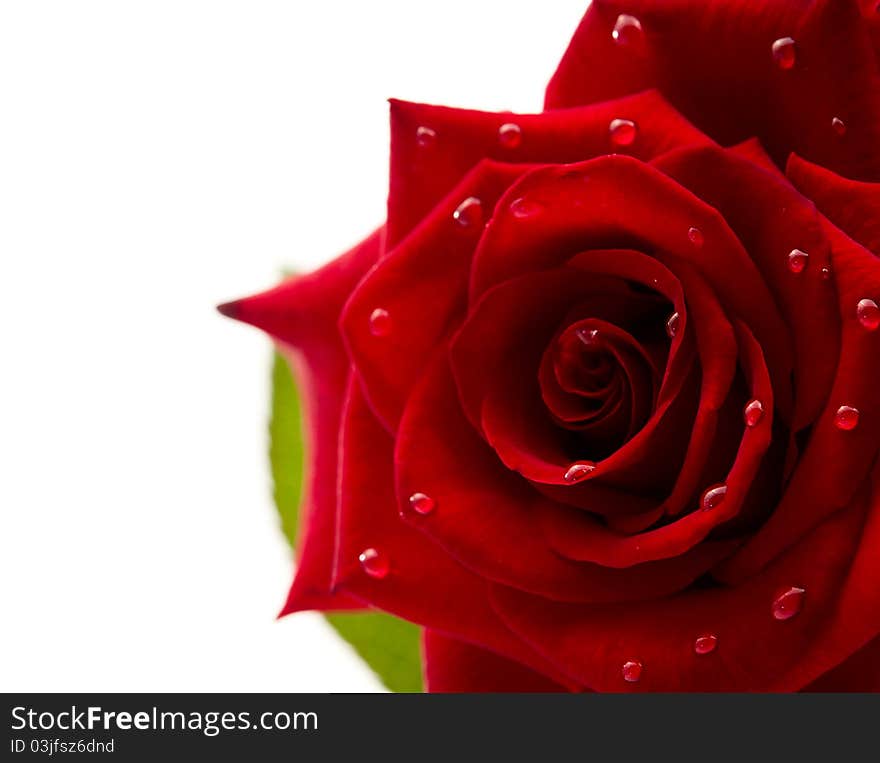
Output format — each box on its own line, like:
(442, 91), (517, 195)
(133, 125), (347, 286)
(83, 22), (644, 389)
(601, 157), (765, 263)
(220, 0), (880, 691)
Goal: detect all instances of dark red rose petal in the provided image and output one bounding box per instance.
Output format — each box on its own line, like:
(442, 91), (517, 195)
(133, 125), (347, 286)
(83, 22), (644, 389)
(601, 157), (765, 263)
(787, 153), (880, 256)
(455, 254), (675, 434)
(538, 317), (659, 442)
(219, 227), (382, 351)
(537, 320), (773, 568)
(458, 236), (762, 526)
(340, 160), (532, 432)
(491, 481), (872, 691)
(387, 89), (715, 247)
(802, 636), (880, 692)
(728, 137), (787, 175)
(396, 350), (740, 603)
(547, 0), (805, 141)
(454, 266), (672, 490)
(348, 94), (720, 435)
(645, 260), (740, 518)
(770, 461), (880, 690)
(219, 0), (880, 694)
(653, 144), (840, 431)
(278, 367), (363, 614)
(538, 321), (624, 426)
(331, 377), (575, 686)
(563, 252), (690, 415)
(423, 630), (572, 693)
(468, 155), (794, 423)
(861, 0), (880, 64)
(546, 0), (880, 180)
(768, 0), (880, 182)
(220, 230), (384, 613)
(452, 262), (689, 514)
(717, 217), (880, 583)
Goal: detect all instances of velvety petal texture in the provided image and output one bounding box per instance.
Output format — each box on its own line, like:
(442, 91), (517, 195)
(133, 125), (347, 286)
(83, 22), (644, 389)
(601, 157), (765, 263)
(423, 630), (571, 693)
(387, 90), (713, 247)
(221, 2), (880, 692)
(546, 0), (880, 180)
(786, 153), (880, 255)
(220, 230), (383, 613)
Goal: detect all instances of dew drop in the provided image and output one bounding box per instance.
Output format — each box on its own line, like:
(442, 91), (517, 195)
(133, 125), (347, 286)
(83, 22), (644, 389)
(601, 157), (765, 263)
(416, 125), (436, 148)
(609, 118), (638, 147)
(821, 266), (833, 281)
(408, 492), (436, 516)
(358, 548), (390, 579)
(576, 327), (599, 346)
(564, 461), (596, 483)
(453, 196), (483, 229)
(832, 117), (847, 136)
(771, 37), (796, 70)
(744, 399), (765, 428)
(787, 248), (809, 274)
(509, 197), (543, 219)
(688, 226), (704, 247)
(368, 308), (391, 337)
(665, 311), (680, 339)
(701, 484), (728, 511)
(694, 634), (718, 655)
(498, 122), (522, 149)
(622, 660), (643, 683)
(772, 586), (805, 621)
(612, 14), (643, 45)
(856, 298), (880, 331)
(834, 405), (860, 431)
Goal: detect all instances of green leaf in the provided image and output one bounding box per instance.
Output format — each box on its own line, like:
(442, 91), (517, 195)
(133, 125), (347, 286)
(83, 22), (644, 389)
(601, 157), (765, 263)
(325, 612), (423, 693)
(268, 350), (423, 692)
(269, 352), (304, 548)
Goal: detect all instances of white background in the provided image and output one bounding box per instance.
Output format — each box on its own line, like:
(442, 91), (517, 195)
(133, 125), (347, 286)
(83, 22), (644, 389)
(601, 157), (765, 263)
(0, 1), (587, 691)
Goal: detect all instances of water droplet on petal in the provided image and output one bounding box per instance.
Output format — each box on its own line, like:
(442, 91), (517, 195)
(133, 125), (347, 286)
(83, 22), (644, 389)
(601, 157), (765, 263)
(498, 122), (522, 149)
(408, 492), (435, 516)
(744, 399), (765, 427)
(576, 327), (599, 346)
(821, 266), (833, 281)
(688, 226), (704, 247)
(834, 405), (860, 431)
(856, 298), (880, 331)
(694, 634), (718, 655)
(564, 461), (596, 483)
(622, 660), (643, 682)
(772, 586), (805, 620)
(509, 197), (543, 219)
(787, 248), (809, 273)
(665, 311), (680, 339)
(368, 308), (391, 337)
(609, 118), (638, 147)
(832, 117), (847, 136)
(612, 14), (643, 45)
(771, 37), (796, 70)
(359, 548), (390, 579)
(701, 484), (728, 511)
(416, 126), (436, 148)
(453, 196), (483, 229)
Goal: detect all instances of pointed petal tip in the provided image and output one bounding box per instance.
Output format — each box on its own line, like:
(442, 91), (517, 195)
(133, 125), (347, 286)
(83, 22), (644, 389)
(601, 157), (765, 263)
(215, 289), (293, 340)
(216, 299), (242, 320)
(275, 605), (293, 622)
